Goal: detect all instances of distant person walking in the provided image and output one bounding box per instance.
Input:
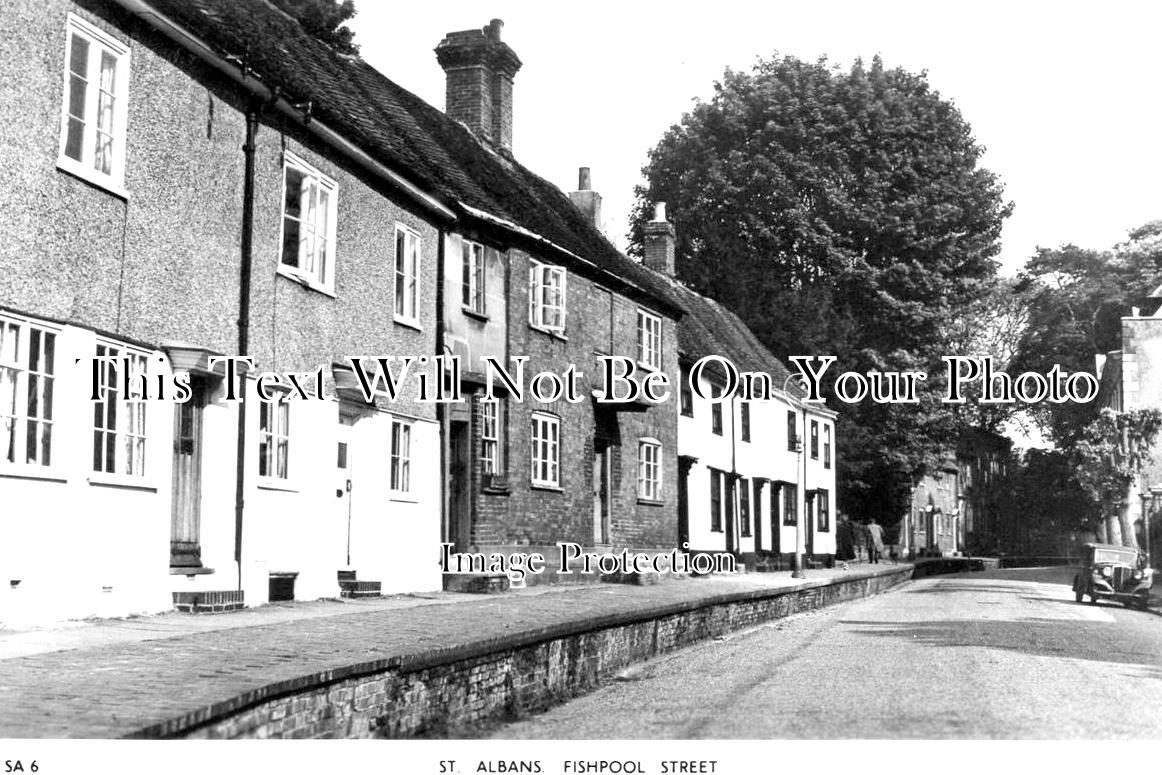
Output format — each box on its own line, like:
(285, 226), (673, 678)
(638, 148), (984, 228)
(866, 519), (885, 564)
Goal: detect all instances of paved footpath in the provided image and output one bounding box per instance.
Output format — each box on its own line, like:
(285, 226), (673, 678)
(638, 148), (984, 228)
(0, 563), (899, 738)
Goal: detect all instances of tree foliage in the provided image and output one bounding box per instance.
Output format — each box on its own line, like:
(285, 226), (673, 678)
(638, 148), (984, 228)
(1070, 408), (1162, 547)
(629, 55), (1012, 521)
(1010, 221), (1162, 444)
(270, 0), (359, 55)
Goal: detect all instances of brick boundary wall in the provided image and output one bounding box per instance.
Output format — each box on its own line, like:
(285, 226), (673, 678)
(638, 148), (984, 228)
(132, 565), (917, 739)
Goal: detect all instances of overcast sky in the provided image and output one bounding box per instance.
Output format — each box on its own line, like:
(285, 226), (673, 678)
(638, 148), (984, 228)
(351, 0), (1162, 274)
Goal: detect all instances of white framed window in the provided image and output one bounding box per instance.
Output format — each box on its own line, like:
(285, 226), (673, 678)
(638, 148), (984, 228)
(636, 309), (662, 370)
(462, 240), (486, 315)
(480, 398), (503, 475)
(0, 316), (57, 469)
(93, 343), (148, 477)
(528, 260), (566, 334)
(394, 225), (421, 327)
(58, 14), (130, 194)
(280, 152), (337, 292)
(530, 412), (560, 488)
(390, 418), (412, 493)
(637, 438), (662, 501)
(258, 399), (290, 480)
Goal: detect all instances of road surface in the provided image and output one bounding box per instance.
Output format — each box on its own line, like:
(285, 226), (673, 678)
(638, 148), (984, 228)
(491, 567), (1162, 738)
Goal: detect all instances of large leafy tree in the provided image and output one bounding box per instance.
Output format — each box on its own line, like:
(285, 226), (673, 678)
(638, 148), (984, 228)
(270, 0), (359, 55)
(629, 55), (1012, 521)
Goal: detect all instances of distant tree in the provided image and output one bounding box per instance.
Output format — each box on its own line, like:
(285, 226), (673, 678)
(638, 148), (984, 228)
(270, 0), (359, 55)
(629, 55), (1012, 522)
(1000, 448), (1092, 555)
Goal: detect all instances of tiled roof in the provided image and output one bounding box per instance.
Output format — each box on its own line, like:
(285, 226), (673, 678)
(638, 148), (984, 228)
(664, 278), (812, 403)
(139, 0), (683, 312)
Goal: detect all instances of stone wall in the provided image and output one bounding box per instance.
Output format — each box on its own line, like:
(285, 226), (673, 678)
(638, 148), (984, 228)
(133, 565), (914, 739)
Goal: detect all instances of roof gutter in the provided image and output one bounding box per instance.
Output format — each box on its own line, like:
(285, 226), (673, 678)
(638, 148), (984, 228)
(110, 0), (457, 224)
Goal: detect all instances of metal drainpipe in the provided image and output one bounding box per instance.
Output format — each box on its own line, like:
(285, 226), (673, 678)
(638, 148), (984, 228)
(729, 393), (738, 557)
(434, 229), (449, 549)
(234, 106), (258, 591)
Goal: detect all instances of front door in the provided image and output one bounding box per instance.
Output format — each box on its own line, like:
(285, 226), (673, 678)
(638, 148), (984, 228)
(449, 420), (471, 551)
(593, 441), (611, 544)
(170, 378), (206, 567)
(336, 423), (353, 567)
(805, 492), (815, 558)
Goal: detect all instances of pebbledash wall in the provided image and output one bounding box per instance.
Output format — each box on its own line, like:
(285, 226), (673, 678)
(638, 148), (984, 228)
(0, 0), (442, 626)
(136, 564), (913, 739)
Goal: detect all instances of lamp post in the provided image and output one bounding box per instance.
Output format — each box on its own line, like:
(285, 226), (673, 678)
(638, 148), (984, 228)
(784, 374), (806, 579)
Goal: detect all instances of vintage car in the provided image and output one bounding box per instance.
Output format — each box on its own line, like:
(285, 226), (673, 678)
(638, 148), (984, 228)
(1072, 542), (1154, 609)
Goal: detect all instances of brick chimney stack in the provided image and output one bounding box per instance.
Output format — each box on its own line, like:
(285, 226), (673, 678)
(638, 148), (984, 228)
(435, 19), (522, 152)
(643, 202), (676, 276)
(568, 167), (602, 229)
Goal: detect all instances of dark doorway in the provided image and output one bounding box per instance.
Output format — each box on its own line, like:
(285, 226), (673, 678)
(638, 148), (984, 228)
(449, 420), (471, 551)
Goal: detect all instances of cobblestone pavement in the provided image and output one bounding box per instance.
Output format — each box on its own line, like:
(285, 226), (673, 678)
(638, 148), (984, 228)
(0, 564), (896, 738)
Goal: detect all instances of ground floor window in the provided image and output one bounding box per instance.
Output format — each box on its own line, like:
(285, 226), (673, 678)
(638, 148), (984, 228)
(0, 316), (56, 468)
(390, 418), (412, 493)
(818, 490), (830, 531)
(783, 483), (797, 525)
(710, 469), (722, 532)
(638, 438), (661, 501)
(739, 477), (751, 536)
(258, 399), (290, 480)
(530, 412), (559, 487)
(93, 343), (148, 476)
(480, 398), (504, 475)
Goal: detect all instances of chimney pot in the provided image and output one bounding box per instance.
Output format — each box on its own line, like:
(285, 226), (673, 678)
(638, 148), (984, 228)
(578, 166), (591, 191)
(487, 19), (503, 41)
(653, 202), (667, 222)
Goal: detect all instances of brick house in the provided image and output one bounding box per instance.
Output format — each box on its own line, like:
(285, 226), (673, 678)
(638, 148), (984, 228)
(433, 25), (684, 581)
(636, 208), (839, 567)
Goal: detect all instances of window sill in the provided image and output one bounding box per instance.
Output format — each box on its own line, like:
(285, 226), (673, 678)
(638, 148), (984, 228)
(637, 497), (665, 507)
(389, 491), (419, 503)
(276, 266), (336, 298)
(256, 477), (299, 493)
(87, 473), (158, 492)
(530, 482), (562, 493)
(0, 467), (69, 484)
(529, 324), (567, 341)
(56, 157), (129, 200)
(461, 306), (489, 322)
(393, 315), (423, 332)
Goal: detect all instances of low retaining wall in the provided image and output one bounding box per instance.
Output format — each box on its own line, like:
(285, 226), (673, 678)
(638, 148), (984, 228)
(133, 565), (915, 740)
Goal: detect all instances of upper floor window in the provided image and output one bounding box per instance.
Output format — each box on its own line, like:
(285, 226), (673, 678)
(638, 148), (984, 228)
(59, 14), (130, 194)
(0, 317), (57, 468)
(258, 399), (290, 480)
(462, 240), (485, 315)
(810, 420), (819, 459)
(824, 424), (832, 469)
(394, 225), (421, 326)
(528, 260), (566, 334)
(740, 402), (751, 442)
(786, 410), (797, 451)
(93, 343), (148, 477)
(711, 401), (723, 436)
(390, 419), (412, 493)
(636, 309), (662, 370)
(638, 438), (661, 501)
(280, 152), (337, 292)
(530, 412), (560, 488)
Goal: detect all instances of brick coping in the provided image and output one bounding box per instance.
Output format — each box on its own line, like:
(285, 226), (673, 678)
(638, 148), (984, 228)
(128, 563), (915, 739)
